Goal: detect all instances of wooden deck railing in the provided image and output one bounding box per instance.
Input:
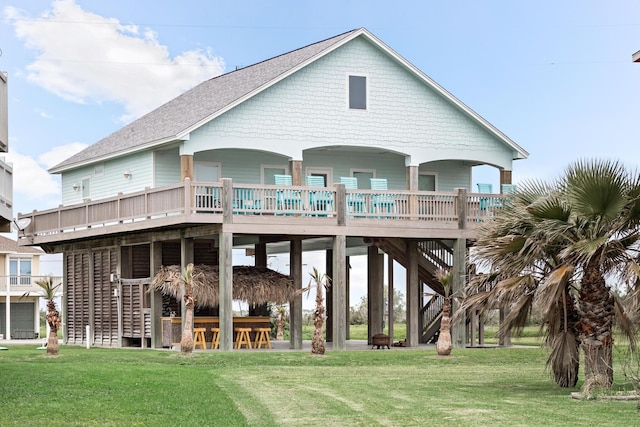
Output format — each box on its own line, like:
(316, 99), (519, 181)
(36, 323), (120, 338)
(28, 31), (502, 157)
(17, 178), (508, 241)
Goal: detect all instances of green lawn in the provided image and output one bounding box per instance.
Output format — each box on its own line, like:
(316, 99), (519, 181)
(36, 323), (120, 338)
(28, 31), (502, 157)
(1, 344), (637, 426)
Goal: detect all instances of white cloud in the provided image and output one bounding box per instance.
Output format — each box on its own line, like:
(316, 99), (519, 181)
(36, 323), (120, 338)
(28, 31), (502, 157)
(37, 142), (87, 169)
(5, 0), (225, 122)
(5, 143), (86, 212)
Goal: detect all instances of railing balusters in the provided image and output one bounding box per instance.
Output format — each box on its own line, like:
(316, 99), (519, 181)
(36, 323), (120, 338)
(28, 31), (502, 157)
(17, 180), (507, 241)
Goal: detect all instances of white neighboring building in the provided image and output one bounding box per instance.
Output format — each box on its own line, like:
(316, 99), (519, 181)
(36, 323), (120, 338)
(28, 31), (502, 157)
(0, 235), (60, 339)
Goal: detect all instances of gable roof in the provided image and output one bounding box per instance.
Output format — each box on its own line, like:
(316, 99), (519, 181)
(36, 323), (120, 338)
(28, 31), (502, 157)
(50, 28), (527, 173)
(0, 235), (43, 254)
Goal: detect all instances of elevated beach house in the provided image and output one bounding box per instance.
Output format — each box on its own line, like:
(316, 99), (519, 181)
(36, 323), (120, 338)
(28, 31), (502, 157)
(17, 28), (527, 351)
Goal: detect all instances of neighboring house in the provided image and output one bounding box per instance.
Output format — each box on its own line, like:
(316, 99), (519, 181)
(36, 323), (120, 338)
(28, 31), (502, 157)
(0, 72), (13, 232)
(18, 28), (528, 350)
(0, 235), (57, 339)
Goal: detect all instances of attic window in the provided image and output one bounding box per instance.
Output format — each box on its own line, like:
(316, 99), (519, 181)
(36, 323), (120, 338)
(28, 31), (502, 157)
(348, 75), (367, 110)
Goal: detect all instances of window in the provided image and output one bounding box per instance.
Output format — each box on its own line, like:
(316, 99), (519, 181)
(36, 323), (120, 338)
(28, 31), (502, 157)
(10, 258), (32, 285)
(262, 166), (287, 185)
(94, 164), (104, 177)
(194, 162), (220, 182)
(349, 75), (367, 110)
(419, 173), (437, 191)
(353, 170), (374, 189)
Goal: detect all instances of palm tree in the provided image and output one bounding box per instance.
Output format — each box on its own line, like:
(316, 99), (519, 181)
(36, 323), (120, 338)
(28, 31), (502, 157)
(465, 160), (639, 391)
(274, 305), (288, 340)
(304, 267), (331, 355)
(178, 264), (198, 354)
(34, 276), (62, 356)
(435, 269), (453, 356)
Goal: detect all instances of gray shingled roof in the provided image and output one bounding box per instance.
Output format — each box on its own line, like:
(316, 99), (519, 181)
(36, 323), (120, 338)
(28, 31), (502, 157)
(50, 29), (360, 173)
(0, 235), (43, 254)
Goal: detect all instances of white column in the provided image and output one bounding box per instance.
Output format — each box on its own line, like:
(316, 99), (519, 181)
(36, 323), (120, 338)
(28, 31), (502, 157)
(5, 257), (10, 340)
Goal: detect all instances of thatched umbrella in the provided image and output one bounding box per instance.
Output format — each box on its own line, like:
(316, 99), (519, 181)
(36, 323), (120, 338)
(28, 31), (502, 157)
(150, 264), (296, 307)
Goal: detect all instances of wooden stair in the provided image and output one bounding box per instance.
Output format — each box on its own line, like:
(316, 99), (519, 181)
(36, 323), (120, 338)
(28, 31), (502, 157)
(364, 237), (453, 343)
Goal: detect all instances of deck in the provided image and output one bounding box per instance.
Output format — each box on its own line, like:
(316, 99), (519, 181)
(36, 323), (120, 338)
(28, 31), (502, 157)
(16, 178), (507, 246)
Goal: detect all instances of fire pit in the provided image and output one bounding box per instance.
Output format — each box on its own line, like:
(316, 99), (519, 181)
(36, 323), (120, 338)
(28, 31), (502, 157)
(371, 333), (391, 349)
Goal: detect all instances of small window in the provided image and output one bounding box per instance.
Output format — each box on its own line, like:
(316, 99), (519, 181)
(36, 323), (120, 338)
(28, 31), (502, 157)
(94, 164), (104, 177)
(419, 174), (437, 191)
(349, 75), (367, 110)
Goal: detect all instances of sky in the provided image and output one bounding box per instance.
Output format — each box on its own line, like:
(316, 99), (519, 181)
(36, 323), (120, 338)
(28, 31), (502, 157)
(1, 0), (640, 309)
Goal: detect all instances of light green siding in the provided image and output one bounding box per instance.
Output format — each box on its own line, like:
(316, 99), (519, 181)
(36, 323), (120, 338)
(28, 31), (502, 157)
(62, 152), (153, 205)
(154, 148), (181, 186)
(186, 36), (513, 169)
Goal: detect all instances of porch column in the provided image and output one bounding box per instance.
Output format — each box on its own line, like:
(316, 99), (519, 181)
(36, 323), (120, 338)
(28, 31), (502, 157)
(219, 231), (234, 351)
(289, 160), (303, 186)
(387, 255), (394, 341)
(4, 254), (10, 339)
(367, 246), (384, 341)
(345, 255), (350, 340)
(406, 165), (419, 219)
(452, 238), (467, 348)
(332, 235), (347, 350)
(325, 249), (333, 342)
(405, 240), (419, 347)
(150, 239), (163, 348)
(180, 155), (194, 181)
(499, 169), (512, 190)
(289, 239), (303, 350)
(249, 243), (269, 316)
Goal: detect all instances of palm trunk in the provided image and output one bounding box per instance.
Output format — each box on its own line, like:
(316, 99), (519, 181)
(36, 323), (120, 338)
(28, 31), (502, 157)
(436, 297), (452, 356)
(311, 284), (325, 355)
(578, 262), (614, 391)
(46, 299), (60, 356)
(180, 293), (195, 354)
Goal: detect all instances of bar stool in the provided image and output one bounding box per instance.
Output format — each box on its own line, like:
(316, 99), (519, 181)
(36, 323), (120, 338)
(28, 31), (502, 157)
(234, 327), (253, 349)
(193, 327), (207, 350)
(210, 327), (220, 350)
(254, 327), (272, 349)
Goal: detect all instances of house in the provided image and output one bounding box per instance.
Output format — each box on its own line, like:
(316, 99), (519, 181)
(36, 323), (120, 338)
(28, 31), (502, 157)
(17, 28), (528, 350)
(0, 72), (13, 232)
(0, 235), (57, 339)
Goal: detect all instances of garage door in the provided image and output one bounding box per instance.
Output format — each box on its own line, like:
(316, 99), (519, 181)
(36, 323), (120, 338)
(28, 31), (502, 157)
(0, 302), (35, 337)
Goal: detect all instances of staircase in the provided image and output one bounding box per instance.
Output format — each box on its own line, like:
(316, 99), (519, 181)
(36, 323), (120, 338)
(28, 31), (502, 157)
(364, 237), (453, 343)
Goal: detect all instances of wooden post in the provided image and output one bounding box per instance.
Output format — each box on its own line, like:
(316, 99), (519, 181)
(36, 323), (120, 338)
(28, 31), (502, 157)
(406, 165), (418, 219)
(289, 239), (303, 350)
(325, 249), (333, 342)
(289, 160), (303, 186)
(150, 240), (163, 348)
(387, 255), (394, 341)
(219, 232), (233, 351)
(180, 155), (193, 181)
(222, 178), (233, 224)
(452, 238), (467, 348)
(367, 246), (384, 341)
(455, 188), (467, 230)
(332, 235), (347, 350)
(405, 240), (419, 347)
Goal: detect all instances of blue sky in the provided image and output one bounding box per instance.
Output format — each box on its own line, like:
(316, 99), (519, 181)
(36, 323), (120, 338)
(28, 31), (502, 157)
(1, 0), (639, 306)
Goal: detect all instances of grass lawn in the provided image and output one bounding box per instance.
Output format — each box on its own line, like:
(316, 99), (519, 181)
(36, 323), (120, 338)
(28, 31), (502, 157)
(1, 344), (638, 426)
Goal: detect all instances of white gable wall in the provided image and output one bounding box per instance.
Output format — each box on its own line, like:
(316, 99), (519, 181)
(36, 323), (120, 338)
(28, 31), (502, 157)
(185, 36), (514, 170)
